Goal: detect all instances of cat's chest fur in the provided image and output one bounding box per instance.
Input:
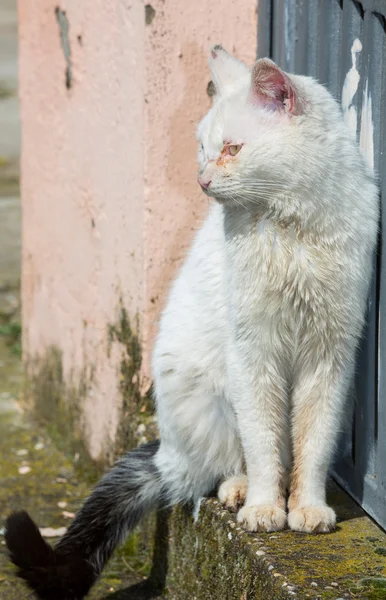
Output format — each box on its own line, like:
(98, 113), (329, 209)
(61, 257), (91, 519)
(223, 209), (330, 322)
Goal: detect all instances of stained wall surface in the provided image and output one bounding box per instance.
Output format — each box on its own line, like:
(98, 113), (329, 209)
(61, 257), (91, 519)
(19, 0), (257, 458)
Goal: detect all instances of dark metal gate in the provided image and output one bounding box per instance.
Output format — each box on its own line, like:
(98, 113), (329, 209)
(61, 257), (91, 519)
(258, 0), (386, 529)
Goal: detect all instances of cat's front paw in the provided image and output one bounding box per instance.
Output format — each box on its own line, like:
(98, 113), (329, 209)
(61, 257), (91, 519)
(237, 505), (287, 532)
(218, 475), (248, 512)
(288, 505), (336, 533)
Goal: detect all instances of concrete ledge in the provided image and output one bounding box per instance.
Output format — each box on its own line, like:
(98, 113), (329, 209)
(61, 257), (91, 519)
(165, 482), (386, 599)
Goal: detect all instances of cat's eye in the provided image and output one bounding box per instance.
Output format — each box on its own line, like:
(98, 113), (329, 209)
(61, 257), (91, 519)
(228, 144), (242, 156)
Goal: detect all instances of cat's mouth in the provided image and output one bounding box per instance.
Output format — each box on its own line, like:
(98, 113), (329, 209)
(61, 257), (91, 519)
(197, 177), (227, 199)
(197, 178), (256, 206)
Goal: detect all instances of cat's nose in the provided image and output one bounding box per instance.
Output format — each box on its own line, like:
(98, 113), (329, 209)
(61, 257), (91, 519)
(198, 177), (211, 190)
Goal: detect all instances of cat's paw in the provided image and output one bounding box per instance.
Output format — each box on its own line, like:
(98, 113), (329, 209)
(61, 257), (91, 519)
(218, 475), (248, 512)
(288, 505), (336, 533)
(237, 505), (287, 532)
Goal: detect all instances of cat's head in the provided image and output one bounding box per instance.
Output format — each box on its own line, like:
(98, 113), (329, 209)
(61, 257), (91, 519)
(197, 46), (338, 218)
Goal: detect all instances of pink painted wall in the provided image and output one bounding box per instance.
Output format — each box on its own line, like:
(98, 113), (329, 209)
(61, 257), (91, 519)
(19, 0), (257, 459)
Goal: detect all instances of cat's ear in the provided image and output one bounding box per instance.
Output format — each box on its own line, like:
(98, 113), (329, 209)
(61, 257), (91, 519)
(209, 45), (250, 96)
(250, 58), (303, 115)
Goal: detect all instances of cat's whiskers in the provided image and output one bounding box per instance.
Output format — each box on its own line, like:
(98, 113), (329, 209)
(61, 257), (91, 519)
(228, 191), (248, 211)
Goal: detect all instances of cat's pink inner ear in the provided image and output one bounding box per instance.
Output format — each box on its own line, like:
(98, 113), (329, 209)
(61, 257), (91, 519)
(250, 58), (299, 115)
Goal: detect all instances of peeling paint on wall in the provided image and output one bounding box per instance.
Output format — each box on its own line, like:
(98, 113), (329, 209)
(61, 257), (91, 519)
(341, 38), (362, 137)
(55, 7), (72, 89)
(145, 4), (156, 25)
(360, 79), (374, 172)
(206, 80), (215, 97)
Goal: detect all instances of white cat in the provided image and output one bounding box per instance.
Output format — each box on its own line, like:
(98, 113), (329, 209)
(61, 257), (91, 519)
(154, 44), (378, 532)
(6, 46), (378, 600)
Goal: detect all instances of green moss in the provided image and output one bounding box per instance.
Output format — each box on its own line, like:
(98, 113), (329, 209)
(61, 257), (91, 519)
(0, 306), (21, 358)
(14, 304), (164, 597)
(355, 577), (386, 599)
(23, 300), (158, 469)
(0, 84), (15, 99)
(0, 406), (156, 598)
(0, 335), (161, 598)
(145, 4), (156, 25)
(167, 502), (282, 599)
(0, 174), (19, 197)
(0, 321), (21, 357)
(107, 300), (157, 457)
(24, 346), (101, 482)
(107, 305), (142, 410)
(164, 484), (386, 599)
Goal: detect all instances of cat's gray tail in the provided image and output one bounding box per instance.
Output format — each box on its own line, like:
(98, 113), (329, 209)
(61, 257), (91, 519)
(5, 440), (164, 600)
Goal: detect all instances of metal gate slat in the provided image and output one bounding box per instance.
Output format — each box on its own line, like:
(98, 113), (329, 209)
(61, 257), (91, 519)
(294, 0), (309, 75)
(307, 0), (321, 78)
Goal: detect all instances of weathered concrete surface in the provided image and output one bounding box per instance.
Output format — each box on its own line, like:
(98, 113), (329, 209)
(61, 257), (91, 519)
(167, 490), (386, 600)
(22, 296), (159, 468)
(19, 0), (258, 460)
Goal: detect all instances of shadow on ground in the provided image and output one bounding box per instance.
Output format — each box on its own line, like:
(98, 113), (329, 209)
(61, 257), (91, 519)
(102, 581), (164, 600)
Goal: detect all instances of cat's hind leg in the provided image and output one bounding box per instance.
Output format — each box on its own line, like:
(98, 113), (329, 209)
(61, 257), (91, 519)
(154, 393), (244, 509)
(154, 348), (244, 506)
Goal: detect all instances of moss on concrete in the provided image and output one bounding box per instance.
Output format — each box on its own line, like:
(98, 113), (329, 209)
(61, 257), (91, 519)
(24, 346), (101, 482)
(24, 300), (157, 470)
(0, 321), (21, 357)
(355, 577), (386, 599)
(0, 305), (21, 357)
(0, 335), (164, 599)
(0, 157), (20, 197)
(15, 303), (164, 597)
(107, 300), (158, 457)
(165, 485), (386, 599)
(0, 85), (15, 99)
(0, 399), (159, 598)
(168, 502), (284, 599)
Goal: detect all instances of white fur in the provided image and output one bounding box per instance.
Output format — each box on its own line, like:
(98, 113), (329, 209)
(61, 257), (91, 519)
(152, 47), (378, 533)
